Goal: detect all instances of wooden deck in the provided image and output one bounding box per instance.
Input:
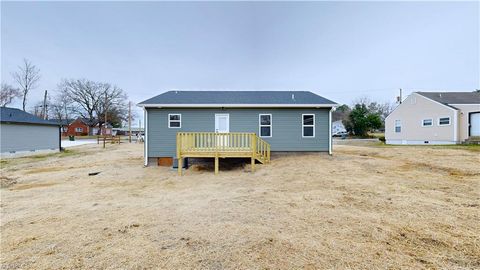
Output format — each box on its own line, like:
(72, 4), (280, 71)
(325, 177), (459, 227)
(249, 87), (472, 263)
(176, 132), (271, 175)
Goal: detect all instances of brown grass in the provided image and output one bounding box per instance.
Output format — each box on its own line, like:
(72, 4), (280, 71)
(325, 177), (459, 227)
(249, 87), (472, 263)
(1, 143), (479, 269)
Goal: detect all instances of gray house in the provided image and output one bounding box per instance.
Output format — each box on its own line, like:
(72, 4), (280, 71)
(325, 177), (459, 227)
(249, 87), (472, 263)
(138, 91), (337, 169)
(1, 107), (60, 156)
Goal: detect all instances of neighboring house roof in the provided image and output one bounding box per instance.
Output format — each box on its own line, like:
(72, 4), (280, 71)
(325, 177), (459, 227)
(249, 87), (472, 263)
(138, 90), (337, 107)
(49, 118), (75, 126)
(95, 122), (113, 128)
(76, 117), (98, 126)
(112, 127), (144, 132)
(417, 92), (480, 105)
(0, 107), (59, 126)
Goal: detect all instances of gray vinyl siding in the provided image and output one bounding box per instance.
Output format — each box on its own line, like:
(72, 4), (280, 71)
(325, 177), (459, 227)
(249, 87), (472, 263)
(0, 123), (59, 153)
(147, 108), (330, 158)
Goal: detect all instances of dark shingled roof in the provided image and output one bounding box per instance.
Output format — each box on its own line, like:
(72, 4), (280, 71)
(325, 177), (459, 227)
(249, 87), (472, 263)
(0, 107), (59, 126)
(139, 91), (337, 106)
(49, 118), (75, 126)
(417, 92), (480, 105)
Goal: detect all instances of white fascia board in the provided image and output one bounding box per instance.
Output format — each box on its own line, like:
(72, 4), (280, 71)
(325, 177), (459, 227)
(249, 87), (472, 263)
(448, 104), (480, 106)
(138, 103), (338, 108)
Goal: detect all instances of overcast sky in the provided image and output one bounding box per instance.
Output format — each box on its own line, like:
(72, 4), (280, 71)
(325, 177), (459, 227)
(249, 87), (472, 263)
(1, 1), (479, 124)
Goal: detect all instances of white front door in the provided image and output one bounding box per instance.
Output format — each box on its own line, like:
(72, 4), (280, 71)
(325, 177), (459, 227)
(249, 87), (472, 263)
(471, 112), (480, 136)
(215, 114), (229, 133)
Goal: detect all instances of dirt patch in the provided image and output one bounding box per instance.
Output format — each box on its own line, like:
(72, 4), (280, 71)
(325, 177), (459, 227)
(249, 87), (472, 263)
(399, 161), (480, 178)
(10, 182), (56, 191)
(1, 143), (479, 269)
(25, 167), (67, 174)
(0, 176), (17, 188)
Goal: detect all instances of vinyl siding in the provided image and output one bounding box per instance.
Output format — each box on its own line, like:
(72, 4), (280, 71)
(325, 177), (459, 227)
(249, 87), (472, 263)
(147, 108), (330, 157)
(452, 104), (480, 141)
(0, 123), (59, 153)
(385, 93), (456, 144)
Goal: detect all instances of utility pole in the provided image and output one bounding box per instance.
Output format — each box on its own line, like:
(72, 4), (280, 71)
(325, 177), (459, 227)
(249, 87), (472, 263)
(103, 92), (108, 149)
(128, 101), (132, 143)
(42, 90), (48, 119)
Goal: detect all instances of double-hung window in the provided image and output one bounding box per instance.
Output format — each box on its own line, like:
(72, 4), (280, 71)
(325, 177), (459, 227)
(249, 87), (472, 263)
(302, 114), (315, 138)
(422, 119), (433, 127)
(395, 120), (401, 133)
(168, 114), (181, 128)
(259, 114), (272, 137)
(438, 117), (450, 126)
(75, 127), (83, 132)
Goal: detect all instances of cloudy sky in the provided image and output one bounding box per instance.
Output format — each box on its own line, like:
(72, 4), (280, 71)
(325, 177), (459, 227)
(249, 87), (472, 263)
(1, 1), (478, 124)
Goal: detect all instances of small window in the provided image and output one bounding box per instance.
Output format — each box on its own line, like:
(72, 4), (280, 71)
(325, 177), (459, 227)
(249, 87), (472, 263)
(168, 114), (181, 128)
(302, 114), (315, 137)
(75, 127), (83, 132)
(422, 119), (433, 127)
(259, 114), (272, 137)
(395, 120), (401, 133)
(438, 117), (450, 126)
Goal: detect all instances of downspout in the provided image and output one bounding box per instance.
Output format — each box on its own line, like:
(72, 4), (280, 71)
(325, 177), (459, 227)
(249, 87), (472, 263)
(59, 125), (62, 152)
(329, 107), (333, 155)
(144, 107), (148, 166)
(453, 109), (458, 144)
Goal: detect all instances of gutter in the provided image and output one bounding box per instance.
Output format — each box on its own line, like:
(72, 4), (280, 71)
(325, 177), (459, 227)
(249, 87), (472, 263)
(137, 103), (338, 108)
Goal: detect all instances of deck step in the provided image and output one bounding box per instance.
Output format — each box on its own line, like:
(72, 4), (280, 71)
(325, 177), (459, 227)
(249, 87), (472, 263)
(464, 136), (480, 144)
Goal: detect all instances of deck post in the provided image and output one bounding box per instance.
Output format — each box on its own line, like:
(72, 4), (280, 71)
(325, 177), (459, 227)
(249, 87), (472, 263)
(251, 133), (256, 172)
(178, 157), (182, 176)
(177, 133), (182, 176)
(215, 155), (219, 175)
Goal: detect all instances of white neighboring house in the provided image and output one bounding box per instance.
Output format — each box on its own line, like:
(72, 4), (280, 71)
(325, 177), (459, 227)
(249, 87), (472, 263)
(385, 92), (480, 145)
(332, 120), (347, 135)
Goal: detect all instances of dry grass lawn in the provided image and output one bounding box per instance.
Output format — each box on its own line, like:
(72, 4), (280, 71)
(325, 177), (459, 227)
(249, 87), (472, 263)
(1, 143), (479, 269)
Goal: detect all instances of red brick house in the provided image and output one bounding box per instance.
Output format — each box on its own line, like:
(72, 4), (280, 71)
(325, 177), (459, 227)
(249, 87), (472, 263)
(64, 118), (96, 136)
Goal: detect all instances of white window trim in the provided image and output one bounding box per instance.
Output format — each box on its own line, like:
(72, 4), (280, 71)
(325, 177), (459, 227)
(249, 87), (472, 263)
(395, 120), (401, 133)
(258, 114), (272, 138)
(438, 116), (451, 126)
(168, 113), (181, 128)
(422, 118), (433, 127)
(302, 114), (315, 138)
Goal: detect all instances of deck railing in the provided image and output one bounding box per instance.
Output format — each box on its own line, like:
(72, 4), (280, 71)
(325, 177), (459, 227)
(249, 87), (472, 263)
(176, 132), (270, 175)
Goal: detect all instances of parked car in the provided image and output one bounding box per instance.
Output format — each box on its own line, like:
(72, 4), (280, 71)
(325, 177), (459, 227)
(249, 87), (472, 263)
(333, 131), (348, 138)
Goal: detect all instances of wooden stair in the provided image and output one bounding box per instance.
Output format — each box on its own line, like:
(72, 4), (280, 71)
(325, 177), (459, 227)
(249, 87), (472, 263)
(463, 136), (480, 145)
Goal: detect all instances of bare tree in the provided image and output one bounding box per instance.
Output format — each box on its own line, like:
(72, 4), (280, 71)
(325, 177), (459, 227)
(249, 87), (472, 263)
(94, 83), (128, 127)
(49, 90), (76, 122)
(59, 79), (128, 127)
(12, 59), (41, 111)
(0, 83), (21, 107)
(59, 79), (101, 122)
